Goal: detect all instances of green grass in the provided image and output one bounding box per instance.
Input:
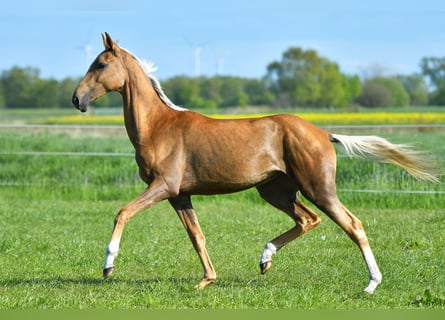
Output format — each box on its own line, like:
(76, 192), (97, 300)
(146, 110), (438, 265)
(0, 199), (443, 309)
(0, 128), (444, 309)
(0, 108), (76, 124)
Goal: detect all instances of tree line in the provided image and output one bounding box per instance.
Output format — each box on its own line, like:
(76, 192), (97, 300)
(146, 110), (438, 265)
(1, 47), (445, 110)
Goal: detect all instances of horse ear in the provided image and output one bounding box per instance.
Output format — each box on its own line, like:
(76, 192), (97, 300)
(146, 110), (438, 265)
(102, 32), (119, 52)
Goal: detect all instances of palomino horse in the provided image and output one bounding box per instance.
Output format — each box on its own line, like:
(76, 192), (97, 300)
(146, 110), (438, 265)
(72, 33), (438, 294)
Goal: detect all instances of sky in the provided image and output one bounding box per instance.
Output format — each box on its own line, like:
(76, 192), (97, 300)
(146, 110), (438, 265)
(1, 0), (445, 81)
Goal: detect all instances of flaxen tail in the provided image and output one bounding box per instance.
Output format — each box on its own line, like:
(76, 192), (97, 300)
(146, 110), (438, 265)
(329, 133), (440, 183)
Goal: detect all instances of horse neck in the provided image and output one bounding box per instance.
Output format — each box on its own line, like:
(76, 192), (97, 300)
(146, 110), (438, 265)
(120, 54), (172, 147)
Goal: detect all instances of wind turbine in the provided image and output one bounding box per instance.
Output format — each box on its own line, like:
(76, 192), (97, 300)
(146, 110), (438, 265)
(216, 55), (224, 75)
(183, 35), (209, 77)
(194, 46), (203, 77)
(76, 29), (95, 71)
(82, 44), (93, 70)
(215, 49), (232, 76)
(75, 42), (94, 72)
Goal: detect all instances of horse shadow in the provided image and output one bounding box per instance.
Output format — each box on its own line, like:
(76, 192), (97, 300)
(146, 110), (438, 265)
(0, 275), (270, 290)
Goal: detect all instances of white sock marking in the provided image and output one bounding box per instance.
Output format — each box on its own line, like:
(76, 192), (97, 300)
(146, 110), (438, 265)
(260, 242), (277, 264)
(104, 238), (120, 270)
(362, 246), (382, 294)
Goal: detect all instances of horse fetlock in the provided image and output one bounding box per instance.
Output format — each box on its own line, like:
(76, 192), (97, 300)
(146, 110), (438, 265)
(363, 278), (381, 294)
(260, 242), (276, 261)
(104, 238), (120, 271)
(259, 242), (277, 274)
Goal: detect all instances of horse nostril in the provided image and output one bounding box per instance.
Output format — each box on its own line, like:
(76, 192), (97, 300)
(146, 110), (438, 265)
(72, 95), (80, 107)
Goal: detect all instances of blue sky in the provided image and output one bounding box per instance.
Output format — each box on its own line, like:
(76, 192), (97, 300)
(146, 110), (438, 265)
(1, 0), (445, 80)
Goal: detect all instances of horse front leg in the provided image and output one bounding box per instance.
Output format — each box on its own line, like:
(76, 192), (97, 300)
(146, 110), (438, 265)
(169, 196), (216, 289)
(103, 178), (172, 279)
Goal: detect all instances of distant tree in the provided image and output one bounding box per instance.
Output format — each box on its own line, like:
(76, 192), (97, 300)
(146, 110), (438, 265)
(420, 57), (445, 88)
(58, 77), (80, 108)
(163, 75), (273, 109)
(318, 62), (344, 107)
(34, 78), (59, 108)
(397, 75), (428, 106)
(108, 92), (123, 107)
(0, 81), (5, 108)
(357, 77), (410, 107)
(341, 75), (362, 107)
(244, 78), (275, 105)
(1, 66), (66, 109)
(163, 76), (217, 110)
(266, 48), (322, 106)
(382, 77), (410, 106)
(356, 81), (392, 108)
(1, 66), (40, 108)
(420, 57), (445, 105)
(430, 88), (445, 106)
(91, 92), (122, 108)
(219, 77), (249, 107)
(163, 76), (200, 107)
(266, 47), (360, 108)
(200, 77), (223, 107)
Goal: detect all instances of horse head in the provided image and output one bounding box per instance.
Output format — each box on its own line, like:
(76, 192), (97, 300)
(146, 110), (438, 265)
(72, 32), (126, 112)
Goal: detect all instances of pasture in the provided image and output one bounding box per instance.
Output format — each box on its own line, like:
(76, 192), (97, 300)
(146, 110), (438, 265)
(0, 121), (444, 309)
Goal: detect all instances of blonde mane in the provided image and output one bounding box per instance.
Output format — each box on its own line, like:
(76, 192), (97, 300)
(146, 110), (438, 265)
(123, 48), (187, 112)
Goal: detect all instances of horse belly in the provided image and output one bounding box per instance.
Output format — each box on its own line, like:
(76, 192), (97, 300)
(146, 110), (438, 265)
(181, 151), (284, 195)
(182, 170), (281, 195)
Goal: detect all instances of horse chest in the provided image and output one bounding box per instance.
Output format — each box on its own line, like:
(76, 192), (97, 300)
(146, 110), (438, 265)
(134, 151), (155, 182)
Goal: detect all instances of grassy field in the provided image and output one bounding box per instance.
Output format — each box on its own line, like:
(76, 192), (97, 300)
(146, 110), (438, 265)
(0, 117), (444, 309)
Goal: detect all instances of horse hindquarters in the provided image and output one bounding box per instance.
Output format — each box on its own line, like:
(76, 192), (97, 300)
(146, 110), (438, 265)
(278, 124), (382, 293)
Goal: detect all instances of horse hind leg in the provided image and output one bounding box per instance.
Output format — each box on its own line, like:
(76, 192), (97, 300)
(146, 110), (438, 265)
(310, 194), (382, 294)
(256, 177), (321, 274)
(259, 198), (321, 274)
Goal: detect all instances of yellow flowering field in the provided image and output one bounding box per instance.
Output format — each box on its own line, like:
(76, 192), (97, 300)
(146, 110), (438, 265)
(41, 115), (125, 125)
(213, 112), (445, 125)
(41, 111), (445, 126)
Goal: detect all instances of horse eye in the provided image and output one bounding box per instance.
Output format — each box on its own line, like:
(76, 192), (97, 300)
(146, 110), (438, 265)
(97, 62), (107, 70)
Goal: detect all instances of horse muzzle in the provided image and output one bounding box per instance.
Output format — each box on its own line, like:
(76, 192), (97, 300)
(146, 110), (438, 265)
(72, 93), (90, 113)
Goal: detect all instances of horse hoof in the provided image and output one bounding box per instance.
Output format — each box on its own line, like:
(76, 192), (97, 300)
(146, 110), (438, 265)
(196, 278), (216, 290)
(260, 261), (272, 274)
(103, 267), (115, 279)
